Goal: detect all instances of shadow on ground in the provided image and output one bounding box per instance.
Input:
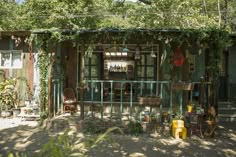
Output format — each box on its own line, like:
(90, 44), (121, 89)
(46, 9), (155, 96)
(0, 116), (235, 157)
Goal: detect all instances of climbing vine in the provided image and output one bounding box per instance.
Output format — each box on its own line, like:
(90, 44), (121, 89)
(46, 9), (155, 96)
(28, 32), (57, 112)
(29, 28), (232, 112)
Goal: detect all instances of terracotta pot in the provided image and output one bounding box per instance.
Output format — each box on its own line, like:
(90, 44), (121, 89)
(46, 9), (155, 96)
(144, 115), (150, 122)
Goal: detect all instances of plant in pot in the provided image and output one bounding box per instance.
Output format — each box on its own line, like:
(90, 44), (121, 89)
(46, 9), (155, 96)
(0, 78), (18, 117)
(171, 112), (187, 139)
(171, 111), (185, 131)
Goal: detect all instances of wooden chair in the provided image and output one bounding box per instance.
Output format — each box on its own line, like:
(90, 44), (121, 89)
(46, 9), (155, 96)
(188, 113), (204, 138)
(63, 88), (78, 114)
(202, 106), (218, 137)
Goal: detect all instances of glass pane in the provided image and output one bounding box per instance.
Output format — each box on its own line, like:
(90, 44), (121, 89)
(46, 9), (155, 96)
(85, 57), (90, 65)
(137, 66), (145, 77)
(1, 53), (11, 67)
(147, 56), (154, 65)
(85, 67), (89, 76)
(12, 53), (22, 67)
(138, 55), (145, 65)
(147, 67), (154, 77)
(91, 55), (97, 64)
(91, 66), (98, 77)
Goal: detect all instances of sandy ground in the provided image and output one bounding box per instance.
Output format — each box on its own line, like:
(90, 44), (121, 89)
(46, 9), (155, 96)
(0, 115), (236, 157)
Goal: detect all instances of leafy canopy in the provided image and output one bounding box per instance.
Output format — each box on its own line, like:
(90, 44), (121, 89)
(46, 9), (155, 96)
(0, 0), (235, 32)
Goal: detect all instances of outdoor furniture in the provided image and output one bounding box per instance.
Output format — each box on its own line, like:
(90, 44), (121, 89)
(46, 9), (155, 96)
(186, 111), (206, 138)
(202, 106), (218, 137)
(63, 88), (78, 114)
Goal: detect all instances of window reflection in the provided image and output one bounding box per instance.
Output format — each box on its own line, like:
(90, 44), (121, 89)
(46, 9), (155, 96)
(0, 50), (22, 68)
(12, 53), (22, 67)
(1, 53), (11, 67)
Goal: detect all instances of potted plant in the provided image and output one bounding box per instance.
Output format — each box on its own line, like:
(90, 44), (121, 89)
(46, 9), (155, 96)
(171, 112), (187, 139)
(171, 112), (185, 129)
(0, 77), (33, 117)
(187, 103), (194, 113)
(0, 78), (17, 117)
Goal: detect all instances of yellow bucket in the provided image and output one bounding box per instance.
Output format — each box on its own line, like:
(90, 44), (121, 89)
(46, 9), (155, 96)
(172, 120), (184, 128)
(187, 105), (193, 113)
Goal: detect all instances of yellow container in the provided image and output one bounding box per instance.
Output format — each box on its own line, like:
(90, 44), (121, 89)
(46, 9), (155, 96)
(172, 120), (187, 139)
(187, 105), (193, 113)
(172, 120), (184, 128)
(172, 127), (187, 139)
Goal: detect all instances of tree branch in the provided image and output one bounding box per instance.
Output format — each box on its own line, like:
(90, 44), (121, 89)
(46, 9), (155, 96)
(138, 0), (152, 5)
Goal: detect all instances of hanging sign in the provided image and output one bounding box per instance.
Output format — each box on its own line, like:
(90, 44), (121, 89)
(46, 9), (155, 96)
(173, 48), (184, 67)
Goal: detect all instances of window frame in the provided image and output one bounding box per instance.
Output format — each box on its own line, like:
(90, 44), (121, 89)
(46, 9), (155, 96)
(0, 50), (23, 69)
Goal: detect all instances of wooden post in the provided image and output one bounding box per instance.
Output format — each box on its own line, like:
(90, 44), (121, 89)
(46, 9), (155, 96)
(48, 76), (52, 116)
(199, 76), (204, 108)
(80, 44), (85, 120)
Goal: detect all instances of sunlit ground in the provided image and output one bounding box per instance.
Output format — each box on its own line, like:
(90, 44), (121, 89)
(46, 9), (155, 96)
(0, 116), (235, 157)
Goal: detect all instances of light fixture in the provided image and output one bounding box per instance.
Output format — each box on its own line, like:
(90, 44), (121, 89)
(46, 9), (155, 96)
(150, 45), (156, 58)
(122, 47), (129, 52)
(95, 85), (98, 93)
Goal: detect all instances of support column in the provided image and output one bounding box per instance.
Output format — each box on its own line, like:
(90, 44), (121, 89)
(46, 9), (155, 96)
(80, 44), (85, 120)
(9, 38), (13, 77)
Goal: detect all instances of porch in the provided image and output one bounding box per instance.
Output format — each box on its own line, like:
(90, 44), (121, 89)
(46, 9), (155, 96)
(50, 79), (212, 122)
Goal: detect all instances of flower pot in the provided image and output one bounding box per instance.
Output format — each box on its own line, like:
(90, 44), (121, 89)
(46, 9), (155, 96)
(12, 108), (21, 117)
(144, 115), (150, 122)
(172, 120), (184, 128)
(187, 105), (193, 113)
(33, 108), (39, 115)
(1, 110), (13, 117)
(138, 96), (161, 106)
(172, 83), (193, 91)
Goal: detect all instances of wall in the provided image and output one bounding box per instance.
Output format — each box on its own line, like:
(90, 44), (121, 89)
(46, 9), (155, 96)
(228, 44), (236, 100)
(0, 34), (34, 105)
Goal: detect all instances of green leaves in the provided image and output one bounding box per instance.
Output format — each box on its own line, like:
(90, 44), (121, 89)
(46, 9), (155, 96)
(0, 0), (235, 32)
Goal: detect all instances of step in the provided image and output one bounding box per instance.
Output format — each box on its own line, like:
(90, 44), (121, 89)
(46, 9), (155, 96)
(218, 102), (236, 108)
(218, 108), (236, 114)
(218, 114), (236, 122)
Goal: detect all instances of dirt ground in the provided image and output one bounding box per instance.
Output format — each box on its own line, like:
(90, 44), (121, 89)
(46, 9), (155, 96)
(0, 115), (235, 157)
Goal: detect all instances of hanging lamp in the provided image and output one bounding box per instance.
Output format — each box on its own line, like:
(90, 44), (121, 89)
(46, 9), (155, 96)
(150, 45), (157, 58)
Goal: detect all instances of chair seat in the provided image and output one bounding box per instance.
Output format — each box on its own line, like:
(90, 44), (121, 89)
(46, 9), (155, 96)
(62, 88), (78, 114)
(63, 103), (78, 113)
(64, 100), (77, 104)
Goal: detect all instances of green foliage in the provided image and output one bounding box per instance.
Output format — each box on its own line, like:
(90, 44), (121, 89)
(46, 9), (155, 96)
(127, 121), (143, 136)
(84, 127), (123, 150)
(39, 127), (122, 156)
(0, 0), (235, 32)
(39, 130), (72, 157)
(0, 78), (17, 110)
(37, 49), (51, 111)
(83, 121), (101, 134)
(7, 152), (27, 157)
(0, 77), (33, 110)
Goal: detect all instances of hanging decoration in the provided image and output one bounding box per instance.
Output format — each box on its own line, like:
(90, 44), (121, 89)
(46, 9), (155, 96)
(150, 45), (157, 58)
(173, 47), (184, 67)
